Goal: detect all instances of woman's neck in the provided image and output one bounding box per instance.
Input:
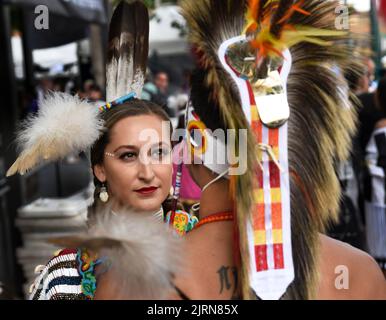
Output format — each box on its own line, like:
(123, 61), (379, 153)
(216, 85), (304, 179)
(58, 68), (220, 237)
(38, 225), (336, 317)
(198, 179), (233, 219)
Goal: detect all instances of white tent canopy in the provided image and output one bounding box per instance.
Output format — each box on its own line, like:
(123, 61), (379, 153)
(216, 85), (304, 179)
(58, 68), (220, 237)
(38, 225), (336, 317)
(149, 5), (188, 55)
(12, 36), (78, 78)
(12, 5), (188, 78)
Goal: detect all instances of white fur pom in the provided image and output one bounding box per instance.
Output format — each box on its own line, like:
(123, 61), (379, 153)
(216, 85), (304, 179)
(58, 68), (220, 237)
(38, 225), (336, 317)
(6, 92), (104, 176)
(51, 206), (183, 299)
(91, 208), (183, 299)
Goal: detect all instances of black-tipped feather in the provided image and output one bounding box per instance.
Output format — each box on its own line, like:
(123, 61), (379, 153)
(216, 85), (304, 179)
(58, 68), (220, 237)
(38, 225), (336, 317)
(106, 1), (149, 101)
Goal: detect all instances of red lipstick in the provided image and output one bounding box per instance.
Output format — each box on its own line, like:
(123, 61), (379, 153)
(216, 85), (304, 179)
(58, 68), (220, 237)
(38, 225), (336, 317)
(135, 186), (158, 195)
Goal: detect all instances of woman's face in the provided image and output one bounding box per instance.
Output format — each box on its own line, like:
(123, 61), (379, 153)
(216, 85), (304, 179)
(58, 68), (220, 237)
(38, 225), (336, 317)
(94, 115), (173, 212)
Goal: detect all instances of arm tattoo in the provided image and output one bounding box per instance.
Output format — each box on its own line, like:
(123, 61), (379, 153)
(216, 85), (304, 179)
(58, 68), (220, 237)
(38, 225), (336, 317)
(217, 265), (238, 298)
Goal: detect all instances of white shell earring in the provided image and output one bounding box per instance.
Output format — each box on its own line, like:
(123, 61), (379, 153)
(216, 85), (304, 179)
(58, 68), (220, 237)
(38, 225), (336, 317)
(99, 183), (109, 203)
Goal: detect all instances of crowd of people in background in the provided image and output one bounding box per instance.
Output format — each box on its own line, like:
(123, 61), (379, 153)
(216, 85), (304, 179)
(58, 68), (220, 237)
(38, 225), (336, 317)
(21, 68), (189, 124)
(327, 57), (386, 274)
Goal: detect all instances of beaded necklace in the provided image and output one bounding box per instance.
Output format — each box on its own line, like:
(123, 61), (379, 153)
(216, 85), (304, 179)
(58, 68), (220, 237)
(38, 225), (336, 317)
(193, 211), (234, 230)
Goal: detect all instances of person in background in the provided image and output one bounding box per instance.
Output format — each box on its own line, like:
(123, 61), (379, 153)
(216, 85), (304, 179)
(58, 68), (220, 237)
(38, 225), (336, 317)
(83, 79), (95, 97)
(364, 76), (386, 276)
(327, 62), (371, 250)
(348, 59), (386, 242)
(356, 58), (385, 153)
(142, 69), (158, 102)
(153, 72), (173, 116)
(143, 71), (173, 117)
(154, 72), (169, 98)
(367, 58), (377, 93)
(87, 84), (104, 103)
(167, 70), (192, 123)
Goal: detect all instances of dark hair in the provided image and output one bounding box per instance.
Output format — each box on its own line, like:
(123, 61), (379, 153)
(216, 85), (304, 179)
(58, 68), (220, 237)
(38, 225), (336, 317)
(190, 68), (227, 131)
(90, 99), (178, 214)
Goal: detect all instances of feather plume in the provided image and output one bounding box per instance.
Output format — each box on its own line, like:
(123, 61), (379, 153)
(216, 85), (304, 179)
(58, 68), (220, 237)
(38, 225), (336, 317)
(106, 1), (149, 101)
(6, 92), (103, 177)
(181, 0), (360, 299)
(245, 0), (345, 62)
(50, 205), (183, 300)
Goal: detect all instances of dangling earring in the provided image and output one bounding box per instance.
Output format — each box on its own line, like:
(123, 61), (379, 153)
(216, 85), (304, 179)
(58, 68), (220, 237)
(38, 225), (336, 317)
(99, 182), (109, 203)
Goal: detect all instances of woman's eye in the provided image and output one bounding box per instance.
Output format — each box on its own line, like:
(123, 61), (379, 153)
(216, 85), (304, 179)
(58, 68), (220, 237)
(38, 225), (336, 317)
(119, 152), (137, 161)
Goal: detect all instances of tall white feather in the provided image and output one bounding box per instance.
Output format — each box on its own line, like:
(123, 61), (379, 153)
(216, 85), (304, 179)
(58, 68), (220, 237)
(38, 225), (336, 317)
(106, 1), (149, 102)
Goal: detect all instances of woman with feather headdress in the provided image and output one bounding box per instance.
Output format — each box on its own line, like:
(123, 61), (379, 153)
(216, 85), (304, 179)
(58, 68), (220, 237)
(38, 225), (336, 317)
(158, 0), (385, 300)
(6, 1), (198, 300)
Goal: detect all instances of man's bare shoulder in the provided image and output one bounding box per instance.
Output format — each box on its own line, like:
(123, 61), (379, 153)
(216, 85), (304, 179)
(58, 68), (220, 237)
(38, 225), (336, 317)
(318, 234), (386, 299)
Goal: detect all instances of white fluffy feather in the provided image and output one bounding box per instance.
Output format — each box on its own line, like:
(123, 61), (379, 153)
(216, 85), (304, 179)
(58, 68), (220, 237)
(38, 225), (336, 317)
(7, 92), (104, 176)
(52, 206), (183, 299)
